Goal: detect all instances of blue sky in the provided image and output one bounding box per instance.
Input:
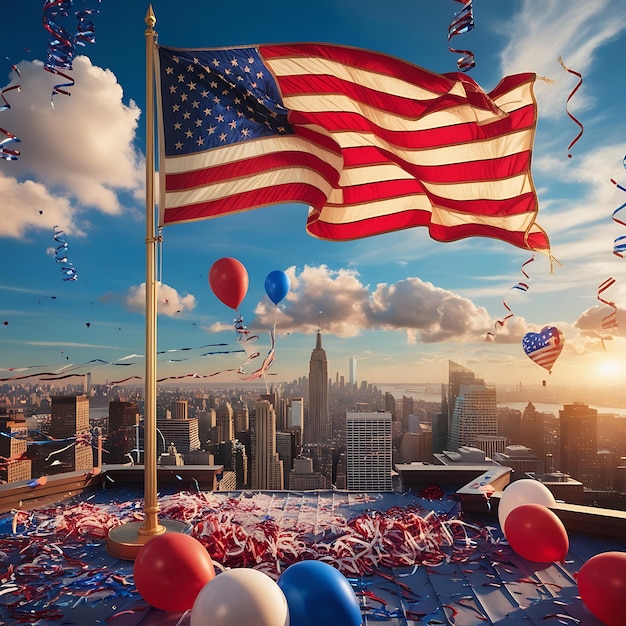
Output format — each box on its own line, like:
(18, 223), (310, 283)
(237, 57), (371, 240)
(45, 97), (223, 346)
(1, 0), (625, 390)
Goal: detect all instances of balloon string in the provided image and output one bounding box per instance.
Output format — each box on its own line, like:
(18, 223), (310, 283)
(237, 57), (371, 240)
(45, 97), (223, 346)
(486, 256), (534, 340)
(0, 63), (21, 160)
(558, 56), (583, 158)
(597, 277), (619, 330)
(447, 0), (475, 72)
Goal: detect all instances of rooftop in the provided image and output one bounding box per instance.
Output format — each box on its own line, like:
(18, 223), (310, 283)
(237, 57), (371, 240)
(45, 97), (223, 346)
(0, 467), (624, 625)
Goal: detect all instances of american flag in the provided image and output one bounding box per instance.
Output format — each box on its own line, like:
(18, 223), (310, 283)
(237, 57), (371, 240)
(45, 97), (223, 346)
(522, 326), (565, 372)
(156, 43), (549, 252)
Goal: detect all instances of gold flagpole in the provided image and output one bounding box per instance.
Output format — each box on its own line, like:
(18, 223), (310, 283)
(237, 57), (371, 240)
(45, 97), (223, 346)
(107, 5), (188, 560)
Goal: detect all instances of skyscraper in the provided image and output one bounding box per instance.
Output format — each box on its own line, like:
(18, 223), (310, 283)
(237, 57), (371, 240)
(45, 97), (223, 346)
(346, 410), (393, 491)
(448, 384), (497, 451)
(349, 356), (357, 388)
(559, 402), (597, 485)
(305, 329), (329, 445)
(447, 361), (480, 436)
(250, 399), (283, 490)
(107, 400), (140, 464)
(519, 401), (545, 470)
(216, 400), (234, 443)
(50, 395), (92, 472)
(289, 397), (304, 431)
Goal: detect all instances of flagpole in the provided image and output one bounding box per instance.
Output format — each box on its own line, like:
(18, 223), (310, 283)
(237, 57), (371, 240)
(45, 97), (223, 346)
(106, 5), (188, 560)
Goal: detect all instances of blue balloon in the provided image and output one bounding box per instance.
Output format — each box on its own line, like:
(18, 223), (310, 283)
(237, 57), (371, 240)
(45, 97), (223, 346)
(264, 270), (290, 305)
(277, 560), (362, 626)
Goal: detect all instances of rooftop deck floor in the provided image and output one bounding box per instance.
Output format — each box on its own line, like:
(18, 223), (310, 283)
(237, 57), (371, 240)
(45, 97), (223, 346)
(0, 486), (623, 625)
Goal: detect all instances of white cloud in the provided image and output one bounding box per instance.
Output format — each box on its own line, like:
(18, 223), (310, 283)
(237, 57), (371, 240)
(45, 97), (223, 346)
(124, 282), (196, 317)
(499, 0), (626, 119)
(252, 264), (495, 343)
(0, 56), (144, 237)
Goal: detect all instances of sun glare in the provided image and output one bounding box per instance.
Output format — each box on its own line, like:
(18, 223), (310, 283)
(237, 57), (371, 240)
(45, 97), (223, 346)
(595, 357), (626, 382)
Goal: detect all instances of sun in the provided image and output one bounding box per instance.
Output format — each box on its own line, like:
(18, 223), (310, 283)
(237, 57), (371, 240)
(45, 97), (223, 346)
(594, 357), (626, 382)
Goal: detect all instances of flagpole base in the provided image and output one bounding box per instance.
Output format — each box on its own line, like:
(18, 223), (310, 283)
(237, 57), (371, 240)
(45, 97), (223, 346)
(106, 519), (191, 561)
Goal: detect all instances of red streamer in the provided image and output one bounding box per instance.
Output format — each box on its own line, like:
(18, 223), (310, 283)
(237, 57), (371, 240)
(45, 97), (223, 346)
(486, 256), (534, 340)
(597, 277), (619, 330)
(448, 0), (475, 72)
(558, 56), (583, 158)
(0, 63), (21, 160)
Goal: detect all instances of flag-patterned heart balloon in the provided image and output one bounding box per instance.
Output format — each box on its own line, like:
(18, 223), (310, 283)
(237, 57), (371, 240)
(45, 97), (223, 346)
(522, 326), (565, 373)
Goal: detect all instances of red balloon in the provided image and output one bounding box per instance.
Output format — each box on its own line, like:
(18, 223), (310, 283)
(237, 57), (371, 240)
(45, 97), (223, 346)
(577, 551), (626, 626)
(133, 532), (216, 612)
(504, 503), (569, 563)
(209, 257), (249, 310)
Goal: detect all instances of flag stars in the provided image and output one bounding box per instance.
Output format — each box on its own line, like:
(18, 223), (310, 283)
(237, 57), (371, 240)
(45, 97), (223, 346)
(195, 118), (203, 127)
(165, 66), (174, 74)
(230, 58), (239, 67)
(174, 141), (183, 150)
(187, 64), (195, 72)
(203, 107), (212, 116)
(182, 111), (191, 119)
(172, 104), (180, 112)
(196, 137), (205, 146)
(177, 74), (185, 82)
(187, 81), (197, 90)
(228, 120), (237, 130)
(191, 100), (200, 108)
(169, 85), (177, 94)
(218, 133), (227, 141)
(185, 129), (193, 138)
(211, 58), (220, 67)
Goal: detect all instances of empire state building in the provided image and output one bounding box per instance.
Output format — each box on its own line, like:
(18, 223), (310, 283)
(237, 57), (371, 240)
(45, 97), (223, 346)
(305, 329), (329, 445)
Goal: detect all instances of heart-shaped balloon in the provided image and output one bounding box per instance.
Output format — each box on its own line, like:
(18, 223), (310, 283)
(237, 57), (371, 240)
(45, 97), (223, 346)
(522, 325), (564, 373)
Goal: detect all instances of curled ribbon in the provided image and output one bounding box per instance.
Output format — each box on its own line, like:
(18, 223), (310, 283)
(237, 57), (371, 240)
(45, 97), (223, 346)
(597, 277), (619, 330)
(558, 56), (583, 158)
(53, 226), (78, 281)
(448, 0), (475, 72)
(610, 177), (626, 257)
(42, 0), (100, 104)
(0, 63), (21, 160)
(486, 256), (534, 340)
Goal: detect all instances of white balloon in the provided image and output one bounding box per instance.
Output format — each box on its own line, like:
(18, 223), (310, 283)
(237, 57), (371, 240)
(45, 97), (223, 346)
(190, 568), (289, 626)
(498, 479), (557, 531)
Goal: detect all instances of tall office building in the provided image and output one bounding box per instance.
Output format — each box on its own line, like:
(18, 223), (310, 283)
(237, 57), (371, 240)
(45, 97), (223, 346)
(519, 402), (545, 468)
(155, 417), (201, 455)
(448, 383), (497, 451)
(107, 400), (140, 464)
(289, 397), (304, 431)
(0, 411), (31, 483)
(250, 399), (284, 490)
(305, 329), (329, 445)
(349, 356), (357, 388)
(384, 393), (396, 420)
(233, 403), (249, 434)
(346, 410), (392, 491)
(447, 361), (480, 438)
(50, 395), (92, 472)
(216, 400), (234, 443)
(559, 402), (598, 485)
(171, 400), (189, 420)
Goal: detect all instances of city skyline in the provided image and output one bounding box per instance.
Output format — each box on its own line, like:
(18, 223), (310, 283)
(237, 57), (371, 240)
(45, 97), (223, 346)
(1, 2), (626, 391)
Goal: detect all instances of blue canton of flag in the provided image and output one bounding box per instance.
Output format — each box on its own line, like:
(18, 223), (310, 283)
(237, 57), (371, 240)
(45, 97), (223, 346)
(158, 47), (294, 157)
